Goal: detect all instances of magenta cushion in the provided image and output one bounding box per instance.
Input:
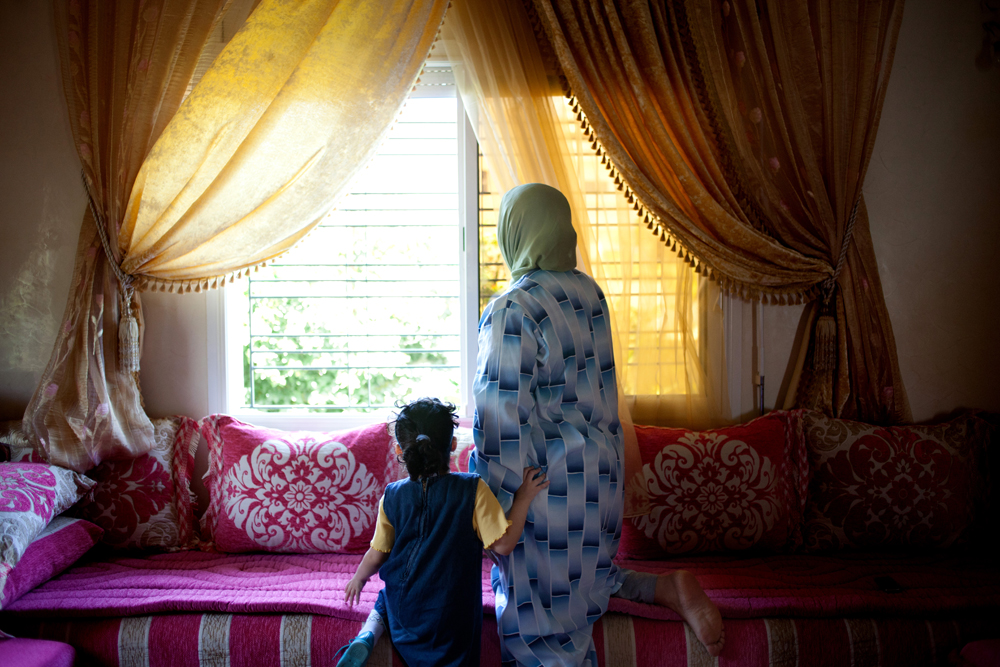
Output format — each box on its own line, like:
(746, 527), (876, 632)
(69, 416), (199, 551)
(0, 463), (95, 588)
(0, 516), (102, 609)
(800, 411), (989, 551)
(200, 416), (395, 553)
(960, 639), (1000, 667)
(0, 637), (74, 667)
(618, 411), (810, 558)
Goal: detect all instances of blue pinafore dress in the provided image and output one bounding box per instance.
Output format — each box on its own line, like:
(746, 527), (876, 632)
(374, 472), (484, 667)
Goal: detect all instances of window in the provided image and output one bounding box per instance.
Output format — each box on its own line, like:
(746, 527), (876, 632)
(207, 66), (704, 428)
(210, 66), (480, 427)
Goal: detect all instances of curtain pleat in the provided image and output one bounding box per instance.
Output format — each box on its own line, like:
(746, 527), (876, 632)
(28, 0), (449, 470)
(442, 0), (729, 516)
(532, 0), (910, 424)
(22, 0), (226, 471)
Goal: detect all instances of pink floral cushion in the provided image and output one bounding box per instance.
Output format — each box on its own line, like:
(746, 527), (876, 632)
(618, 411), (810, 558)
(69, 417), (199, 551)
(0, 516), (102, 609)
(0, 462), (95, 589)
(200, 416), (395, 554)
(800, 411), (988, 551)
(450, 427), (477, 474)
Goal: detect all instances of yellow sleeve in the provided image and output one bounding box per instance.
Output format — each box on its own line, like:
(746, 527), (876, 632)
(472, 478), (512, 548)
(370, 496), (395, 553)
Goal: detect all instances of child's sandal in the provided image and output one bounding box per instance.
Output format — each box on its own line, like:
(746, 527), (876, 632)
(334, 630), (375, 667)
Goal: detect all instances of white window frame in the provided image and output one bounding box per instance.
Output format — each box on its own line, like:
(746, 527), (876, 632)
(206, 92), (480, 430)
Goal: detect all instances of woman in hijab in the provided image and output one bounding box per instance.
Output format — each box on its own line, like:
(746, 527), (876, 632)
(473, 184), (724, 665)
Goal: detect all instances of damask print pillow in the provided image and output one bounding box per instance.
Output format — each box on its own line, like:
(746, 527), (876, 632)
(800, 411), (989, 551)
(618, 411), (810, 558)
(0, 462), (95, 591)
(0, 516), (103, 609)
(200, 416), (395, 553)
(68, 416), (200, 551)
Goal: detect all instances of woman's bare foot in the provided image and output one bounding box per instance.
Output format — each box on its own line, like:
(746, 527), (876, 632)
(654, 570), (725, 657)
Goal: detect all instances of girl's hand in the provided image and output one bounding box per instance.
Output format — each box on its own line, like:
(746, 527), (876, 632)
(517, 466), (550, 501)
(344, 576), (366, 608)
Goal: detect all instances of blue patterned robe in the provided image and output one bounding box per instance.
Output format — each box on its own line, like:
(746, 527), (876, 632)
(473, 269), (625, 667)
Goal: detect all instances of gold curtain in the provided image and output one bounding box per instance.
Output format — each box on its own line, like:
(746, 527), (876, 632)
(532, 0), (910, 424)
(28, 0), (448, 471)
(121, 0), (448, 290)
(441, 0), (727, 517)
(23, 0), (227, 472)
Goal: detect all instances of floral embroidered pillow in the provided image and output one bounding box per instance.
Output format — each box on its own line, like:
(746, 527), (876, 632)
(800, 411), (989, 551)
(618, 411), (809, 558)
(68, 416), (199, 551)
(200, 416), (395, 553)
(0, 462), (95, 587)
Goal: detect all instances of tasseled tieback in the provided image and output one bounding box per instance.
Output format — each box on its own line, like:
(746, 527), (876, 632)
(82, 172), (141, 375)
(814, 197), (861, 372)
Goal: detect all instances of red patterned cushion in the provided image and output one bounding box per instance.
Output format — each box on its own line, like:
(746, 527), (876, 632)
(800, 411), (988, 551)
(200, 416), (395, 553)
(69, 416), (199, 551)
(618, 411), (809, 558)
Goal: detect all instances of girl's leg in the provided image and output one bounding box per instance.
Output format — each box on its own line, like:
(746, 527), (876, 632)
(336, 592), (388, 667)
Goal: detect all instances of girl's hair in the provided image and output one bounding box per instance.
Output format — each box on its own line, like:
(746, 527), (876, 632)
(393, 397), (458, 479)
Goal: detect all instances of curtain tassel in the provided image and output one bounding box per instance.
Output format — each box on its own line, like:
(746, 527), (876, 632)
(814, 306), (836, 372)
(118, 286), (141, 374)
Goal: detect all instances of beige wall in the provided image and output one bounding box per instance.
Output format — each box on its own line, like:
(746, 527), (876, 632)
(732, 0), (1000, 423)
(0, 1), (209, 422)
(0, 2), (82, 420)
(1, 0), (998, 425)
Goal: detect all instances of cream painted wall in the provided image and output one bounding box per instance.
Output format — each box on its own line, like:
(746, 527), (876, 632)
(0, 0), (997, 426)
(0, 2), (82, 420)
(733, 0), (1000, 423)
(863, 0), (1000, 421)
(0, 1), (209, 422)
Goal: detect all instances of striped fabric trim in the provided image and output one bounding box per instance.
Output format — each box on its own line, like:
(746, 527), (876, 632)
(844, 618), (880, 667)
(684, 623), (718, 667)
(765, 618), (798, 667)
(279, 615), (310, 667)
(369, 633), (394, 667)
(199, 614), (232, 667)
(119, 616), (153, 667)
(8, 612), (998, 666)
(602, 613), (637, 666)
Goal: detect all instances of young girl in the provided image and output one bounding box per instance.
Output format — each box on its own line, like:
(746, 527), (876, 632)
(338, 397), (549, 667)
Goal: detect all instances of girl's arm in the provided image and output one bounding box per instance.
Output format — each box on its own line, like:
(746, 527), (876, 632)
(344, 547), (390, 608)
(488, 467), (549, 556)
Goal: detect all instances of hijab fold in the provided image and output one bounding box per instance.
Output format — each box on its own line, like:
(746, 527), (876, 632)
(497, 184), (577, 280)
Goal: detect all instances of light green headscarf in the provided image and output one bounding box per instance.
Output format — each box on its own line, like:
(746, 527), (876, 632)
(497, 183), (577, 281)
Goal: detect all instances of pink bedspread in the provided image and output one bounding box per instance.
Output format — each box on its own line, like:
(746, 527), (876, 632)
(3, 549), (998, 621)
